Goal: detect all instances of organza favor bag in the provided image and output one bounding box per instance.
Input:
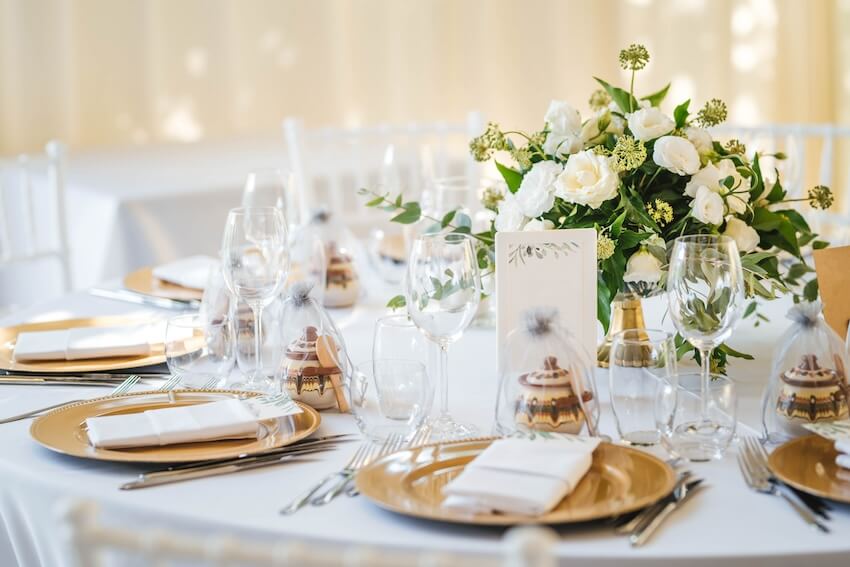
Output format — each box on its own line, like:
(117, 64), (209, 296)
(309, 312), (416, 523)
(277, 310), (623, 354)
(309, 208), (361, 308)
(495, 308), (600, 436)
(275, 283), (352, 412)
(762, 301), (850, 443)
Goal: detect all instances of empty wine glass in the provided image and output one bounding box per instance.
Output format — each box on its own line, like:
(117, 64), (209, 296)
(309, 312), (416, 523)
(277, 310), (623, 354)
(406, 233), (481, 440)
(242, 169), (302, 229)
(666, 234), (745, 460)
(221, 207), (289, 392)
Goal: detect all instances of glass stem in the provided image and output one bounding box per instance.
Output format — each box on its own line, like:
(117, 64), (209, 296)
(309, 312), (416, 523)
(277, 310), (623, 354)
(438, 341), (450, 418)
(252, 302), (264, 378)
(699, 346), (712, 422)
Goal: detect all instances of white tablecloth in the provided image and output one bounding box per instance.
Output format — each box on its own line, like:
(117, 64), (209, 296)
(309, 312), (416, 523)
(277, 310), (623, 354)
(0, 290), (848, 567)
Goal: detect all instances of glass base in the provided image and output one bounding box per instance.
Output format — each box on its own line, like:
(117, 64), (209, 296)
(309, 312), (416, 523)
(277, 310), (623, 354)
(428, 414), (479, 442)
(620, 430), (660, 447)
(230, 371), (274, 393)
(666, 420), (734, 461)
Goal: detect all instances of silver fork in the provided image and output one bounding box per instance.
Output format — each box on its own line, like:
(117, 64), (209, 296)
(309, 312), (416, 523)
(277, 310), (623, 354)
(312, 434), (406, 506)
(280, 442), (375, 515)
(737, 436), (829, 533)
(0, 374), (141, 425)
(157, 374), (182, 392)
(344, 428), (431, 498)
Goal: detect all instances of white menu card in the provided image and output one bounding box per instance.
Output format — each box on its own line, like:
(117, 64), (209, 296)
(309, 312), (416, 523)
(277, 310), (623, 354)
(495, 229), (597, 371)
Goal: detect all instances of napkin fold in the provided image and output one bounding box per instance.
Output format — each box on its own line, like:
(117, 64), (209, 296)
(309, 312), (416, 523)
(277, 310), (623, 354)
(14, 325), (152, 362)
(86, 395), (302, 449)
(442, 437), (600, 516)
(153, 255), (218, 290)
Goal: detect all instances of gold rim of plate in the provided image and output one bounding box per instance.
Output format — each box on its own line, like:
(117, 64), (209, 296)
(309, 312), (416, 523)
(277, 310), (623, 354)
(29, 389), (321, 463)
(769, 434), (850, 504)
(124, 267), (204, 302)
(355, 439), (676, 526)
(0, 315), (167, 373)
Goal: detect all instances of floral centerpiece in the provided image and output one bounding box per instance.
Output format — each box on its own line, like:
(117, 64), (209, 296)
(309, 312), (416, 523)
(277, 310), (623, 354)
(360, 44), (832, 370)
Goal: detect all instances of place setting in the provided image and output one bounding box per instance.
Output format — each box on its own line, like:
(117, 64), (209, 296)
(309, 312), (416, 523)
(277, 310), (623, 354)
(4, 20), (850, 565)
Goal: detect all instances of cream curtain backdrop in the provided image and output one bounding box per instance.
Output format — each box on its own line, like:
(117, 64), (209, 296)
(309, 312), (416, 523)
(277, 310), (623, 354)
(1, 0), (848, 155)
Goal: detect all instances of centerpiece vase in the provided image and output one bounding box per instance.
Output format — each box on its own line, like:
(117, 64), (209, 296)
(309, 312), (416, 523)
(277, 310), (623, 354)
(597, 291), (653, 368)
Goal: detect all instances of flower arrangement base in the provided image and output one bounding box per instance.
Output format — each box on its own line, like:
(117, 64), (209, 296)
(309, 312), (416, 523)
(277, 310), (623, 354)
(597, 292), (654, 368)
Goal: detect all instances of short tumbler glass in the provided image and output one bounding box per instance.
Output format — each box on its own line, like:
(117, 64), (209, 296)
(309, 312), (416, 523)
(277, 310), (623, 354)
(609, 329), (676, 446)
(349, 359), (433, 443)
(656, 372), (737, 461)
(165, 313), (236, 389)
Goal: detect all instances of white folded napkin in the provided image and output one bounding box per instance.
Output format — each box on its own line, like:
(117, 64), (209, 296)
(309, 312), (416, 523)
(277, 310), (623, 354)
(14, 325), (152, 362)
(153, 255), (218, 290)
(85, 395), (302, 449)
(442, 437), (601, 516)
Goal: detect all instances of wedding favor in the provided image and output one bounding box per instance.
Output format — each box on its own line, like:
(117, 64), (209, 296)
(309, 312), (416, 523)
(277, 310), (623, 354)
(310, 209), (361, 308)
(495, 308), (599, 436)
(275, 283), (351, 412)
(287, 223), (327, 305)
(762, 301), (850, 443)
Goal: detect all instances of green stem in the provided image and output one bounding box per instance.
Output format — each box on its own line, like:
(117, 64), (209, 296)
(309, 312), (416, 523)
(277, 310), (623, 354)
(629, 70), (635, 113)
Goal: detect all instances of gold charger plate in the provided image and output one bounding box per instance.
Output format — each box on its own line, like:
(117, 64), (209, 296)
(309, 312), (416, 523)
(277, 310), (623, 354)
(769, 435), (850, 504)
(30, 389), (321, 463)
(0, 316), (166, 373)
(124, 267), (204, 302)
(355, 439), (676, 526)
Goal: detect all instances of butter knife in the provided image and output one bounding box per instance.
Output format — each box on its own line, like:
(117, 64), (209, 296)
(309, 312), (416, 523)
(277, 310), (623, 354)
(630, 479), (705, 547)
(121, 449), (324, 490)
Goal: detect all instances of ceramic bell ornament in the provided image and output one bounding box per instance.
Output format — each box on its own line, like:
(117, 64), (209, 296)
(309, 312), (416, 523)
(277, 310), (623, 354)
(762, 301), (850, 443)
(310, 208), (361, 308)
(275, 283), (351, 412)
(494, 307), (600, 437)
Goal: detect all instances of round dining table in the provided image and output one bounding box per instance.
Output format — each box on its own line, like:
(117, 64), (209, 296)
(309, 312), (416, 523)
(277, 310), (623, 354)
(0, 284), (848, 567)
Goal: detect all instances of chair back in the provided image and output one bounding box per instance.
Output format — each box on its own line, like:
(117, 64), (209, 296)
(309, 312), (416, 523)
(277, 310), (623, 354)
(712, 124), (850, 244)
(61, 500), (557, 567)
(283, 112), (485, 234)
(0, 141), (71, 309)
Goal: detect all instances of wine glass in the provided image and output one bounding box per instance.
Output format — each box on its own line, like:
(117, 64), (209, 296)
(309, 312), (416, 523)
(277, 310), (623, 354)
(242, 169), (302, 229)
(665, 234), (745, 460)
(406, 233), (481, 440)
(221, 207), (289, 392)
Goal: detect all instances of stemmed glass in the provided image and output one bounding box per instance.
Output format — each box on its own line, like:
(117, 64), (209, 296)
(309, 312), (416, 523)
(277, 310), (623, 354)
(221, 207), (289, 391)
(242, 168), (302, 229)
(406, 233), (481, 440)
(666, 234), (745, 460)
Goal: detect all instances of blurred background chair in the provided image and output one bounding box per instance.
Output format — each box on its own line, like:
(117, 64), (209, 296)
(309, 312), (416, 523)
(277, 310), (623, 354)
(283, 111), (485, 234)
(713, 124), (850, 245)
(0, 141), (70, 312)
(62, 500), (557, 567)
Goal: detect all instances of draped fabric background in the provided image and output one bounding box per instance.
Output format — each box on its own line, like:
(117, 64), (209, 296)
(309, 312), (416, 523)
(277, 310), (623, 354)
(0, 0), (848, 155)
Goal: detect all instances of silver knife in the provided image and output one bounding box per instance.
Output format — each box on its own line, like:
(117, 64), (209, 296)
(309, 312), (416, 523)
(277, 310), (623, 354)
(630, 479), (705, 546)
(0, 375), (166, 387)
(90, 288), (200, 311)
(120, 451), (321, 490)
(614, 471), (692, 534)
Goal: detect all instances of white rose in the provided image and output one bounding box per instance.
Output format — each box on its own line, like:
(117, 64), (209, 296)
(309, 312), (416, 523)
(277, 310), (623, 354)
(689, 185), (725, 226)
(623, 248), (663, 284)
(652, 136), (700, 176)
(494, 192), (528, 232)
(523, 218), (555, 231)
(723, 216), (760, 253)
(544, 100), (582, 134)
(627, 107), (674, 142)
(515, 161), (562, 217)
(685, 160), (751, 214)
(685, 127), (714, 156)
(554, 150), (619, 210)
(717, 159), (751, 214)
(543, 100), (583, 158)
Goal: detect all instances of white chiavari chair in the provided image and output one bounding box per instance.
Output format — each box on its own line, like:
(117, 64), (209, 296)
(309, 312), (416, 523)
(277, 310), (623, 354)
(711, 124), (850, 245)
(283, 112), (485, 235)
(0, 140), (71, 311)
(61, 501), (557, 567)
